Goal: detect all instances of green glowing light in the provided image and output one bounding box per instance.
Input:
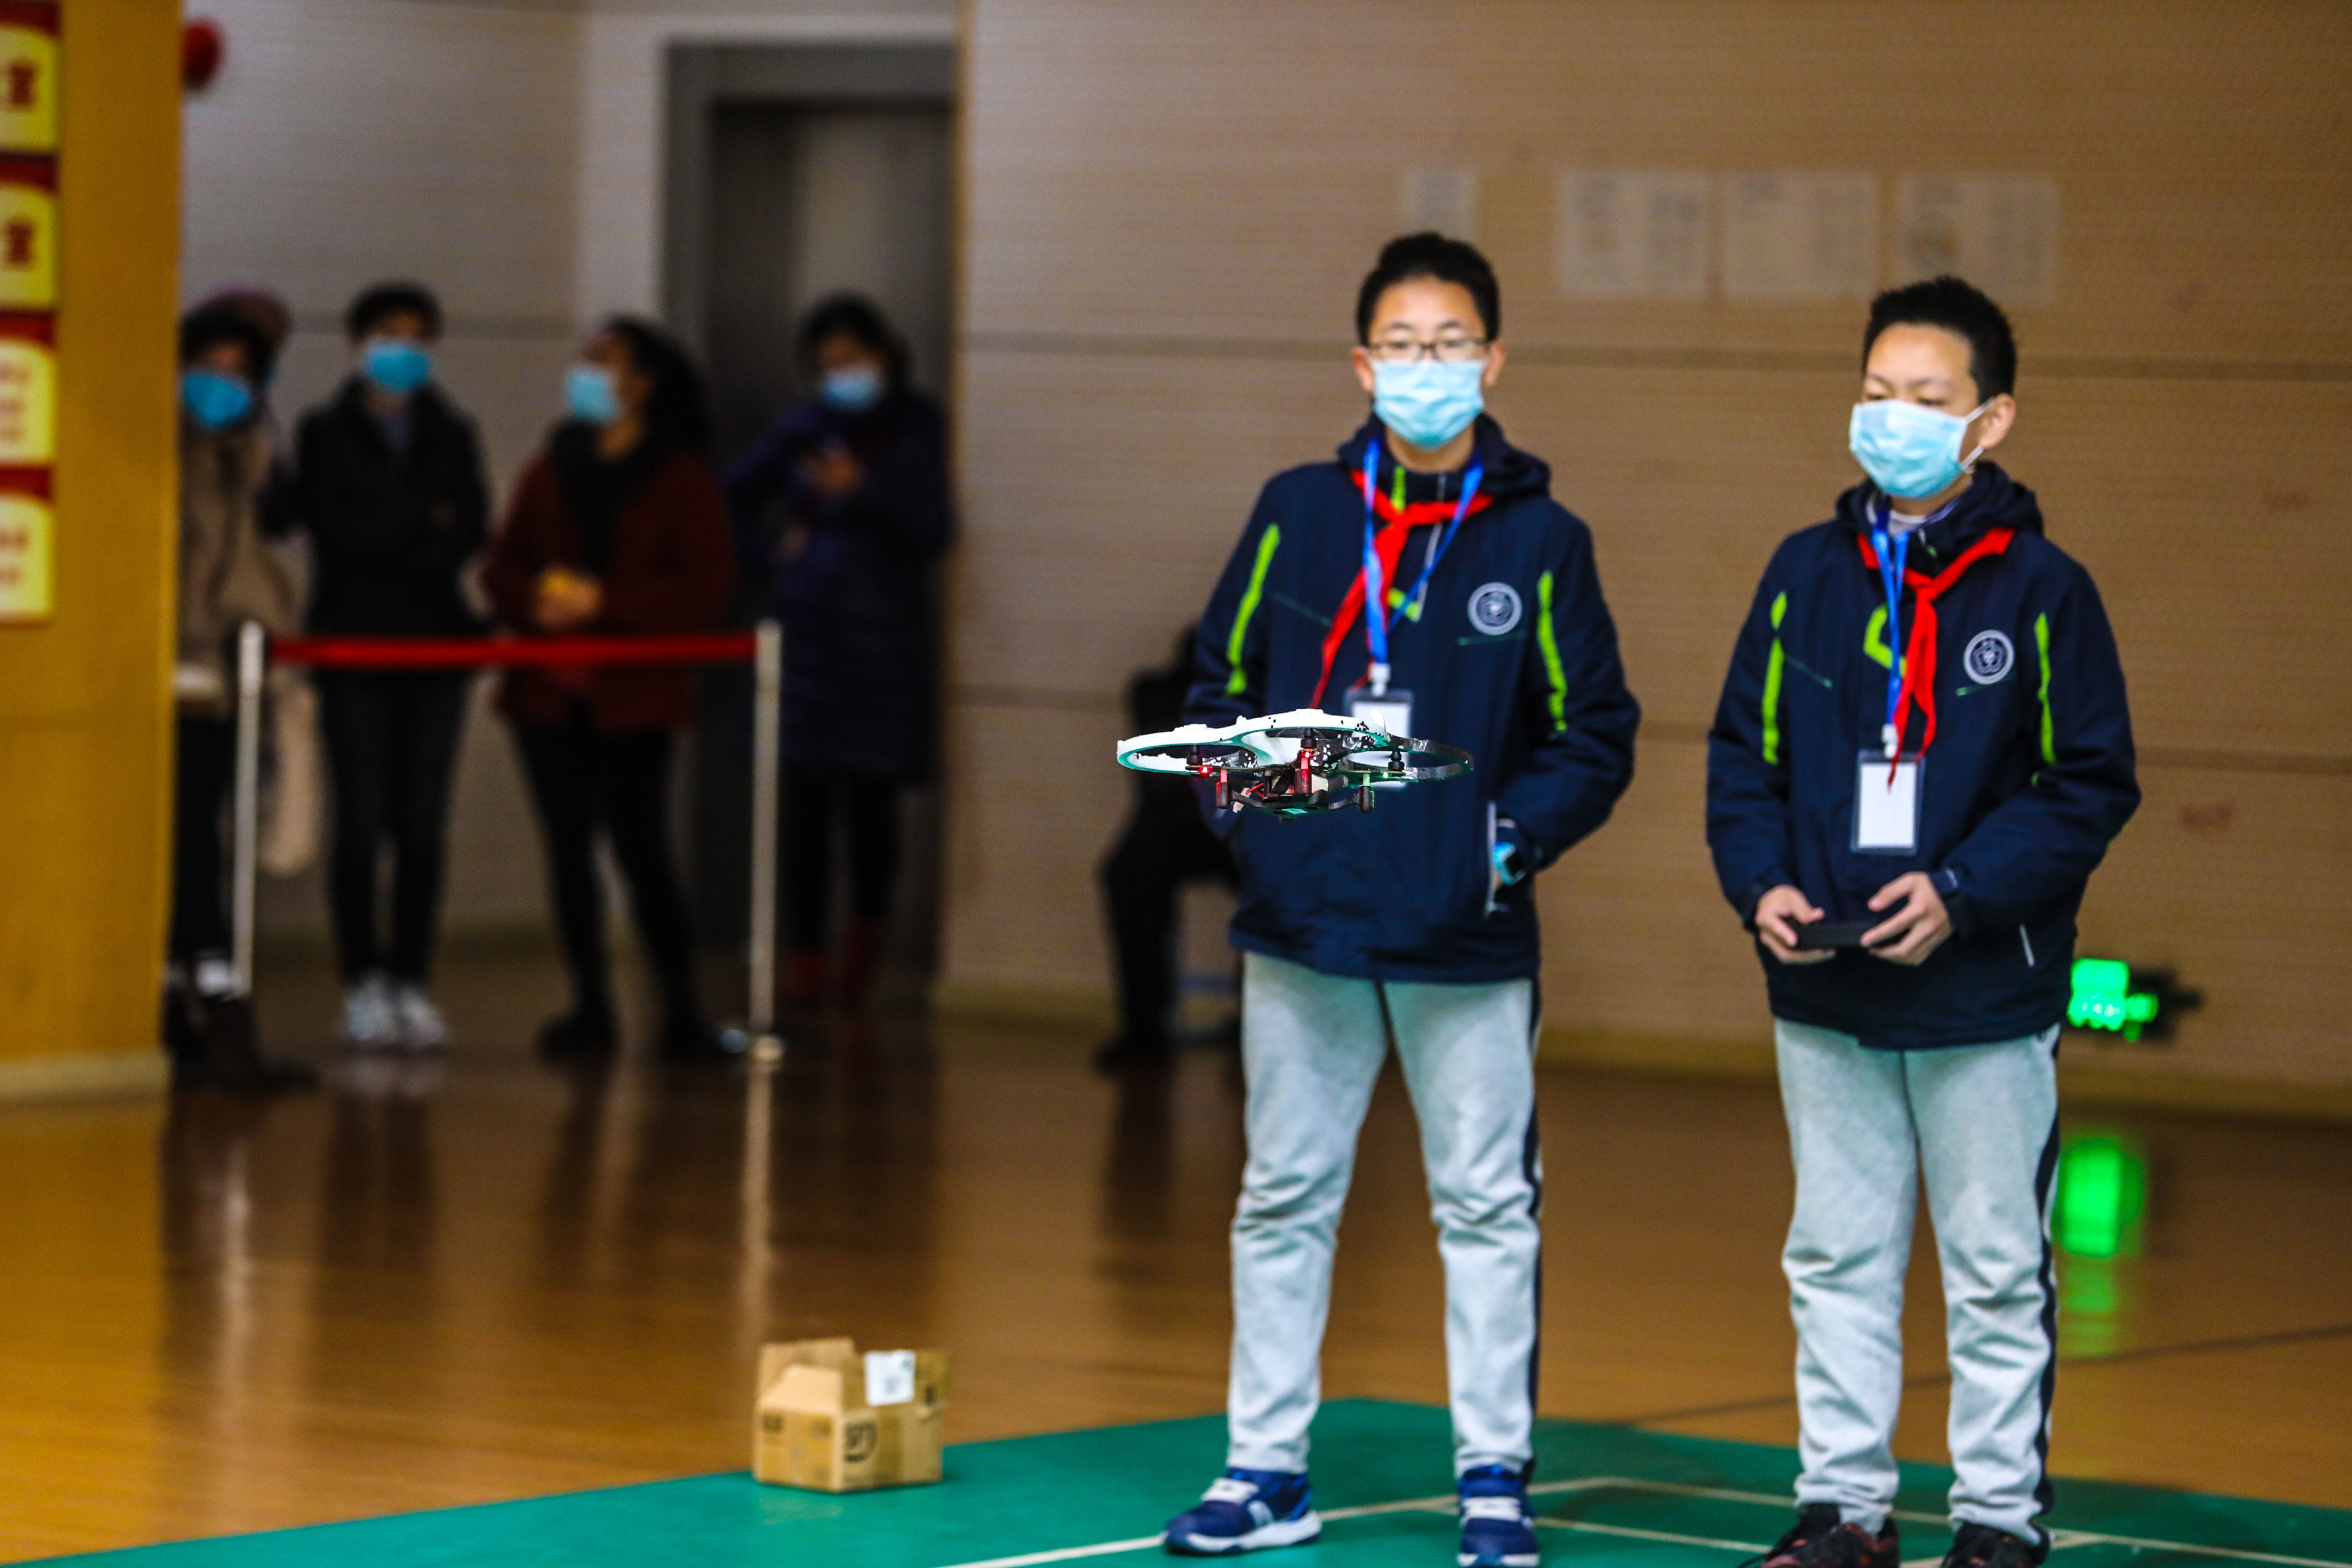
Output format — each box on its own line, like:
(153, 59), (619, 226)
(2067, 958), (2133, 1032)
(2056, 1135), (2147, 1260)
(2066, 958), (2189, 1042)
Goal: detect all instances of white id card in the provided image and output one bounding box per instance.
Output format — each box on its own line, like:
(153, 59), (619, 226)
(1344, 683), (1412, 740)
(1854, 750), (1923, 854)
(1345, 684), (1414, 791)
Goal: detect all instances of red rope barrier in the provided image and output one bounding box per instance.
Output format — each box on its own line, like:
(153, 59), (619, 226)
(269, 633), (759, 671)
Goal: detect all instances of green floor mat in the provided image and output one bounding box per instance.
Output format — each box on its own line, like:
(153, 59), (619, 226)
(45, 1400), (2352, 1568)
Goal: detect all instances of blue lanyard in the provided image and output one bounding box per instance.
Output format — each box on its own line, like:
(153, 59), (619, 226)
(1360, 443), (1483, 688)
(1871, 503), (1909, 752)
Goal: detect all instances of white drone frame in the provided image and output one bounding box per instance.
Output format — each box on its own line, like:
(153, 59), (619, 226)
(1116, 708), (1472, 815)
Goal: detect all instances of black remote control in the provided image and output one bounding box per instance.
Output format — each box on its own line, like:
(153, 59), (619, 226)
(1791, 916), (1889, 951)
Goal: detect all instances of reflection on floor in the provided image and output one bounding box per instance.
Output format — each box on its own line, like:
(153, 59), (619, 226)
(0, 947), (2346, 1562)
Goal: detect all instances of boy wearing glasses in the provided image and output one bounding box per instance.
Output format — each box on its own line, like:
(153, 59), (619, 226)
(1707, 277), (2138, 1568)
(1163, 233), (1639, 1566)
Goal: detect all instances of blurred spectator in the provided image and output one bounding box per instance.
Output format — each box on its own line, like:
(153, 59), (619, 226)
(198, 286), (292, 362)
(165, 300), (316, 1093)
(723, 294), (952, 1011)
(483, 318), (736, 1063)
(1094, 626), (1238, 1071)
(293, 281), (488, 1053)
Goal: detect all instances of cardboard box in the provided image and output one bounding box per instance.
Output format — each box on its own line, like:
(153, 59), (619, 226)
(753, 1337), (950, 1492)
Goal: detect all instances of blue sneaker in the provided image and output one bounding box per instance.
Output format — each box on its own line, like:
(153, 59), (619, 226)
(1457, 1465), (1540, 1568)
(1163, 1468), (1322, 1555)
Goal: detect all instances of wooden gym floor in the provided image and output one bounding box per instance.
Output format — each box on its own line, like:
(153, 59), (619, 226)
(2, 947), (2347, 1562)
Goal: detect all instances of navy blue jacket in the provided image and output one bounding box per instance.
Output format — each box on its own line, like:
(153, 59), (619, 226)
(1706, 464), (2139, 1048)
(723, 389), (953, 782)
(1184, 417), (1639, 983)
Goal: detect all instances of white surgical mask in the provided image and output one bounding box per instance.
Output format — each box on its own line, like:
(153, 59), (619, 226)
(1373, 359), (1484, 450)
(1848, 397), (1991, 499)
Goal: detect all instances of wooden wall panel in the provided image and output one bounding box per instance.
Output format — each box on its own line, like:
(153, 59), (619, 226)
(940, 703), (1128, 1006)
(967, 2), (2352, 358)
(952, 0), (2352, 1085)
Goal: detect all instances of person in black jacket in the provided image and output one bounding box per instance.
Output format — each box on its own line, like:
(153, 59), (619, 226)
(292, 281), (489, 1052)
(1094, 625), (1238, 1071)
(1706, 278), (2138, 1568)
(723, 294), (953, 1011)
(1161, 236), (1637, 1568)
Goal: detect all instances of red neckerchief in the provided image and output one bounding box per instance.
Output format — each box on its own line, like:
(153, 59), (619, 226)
(1855, 526), (2014, 765)
(1310, 470), (1495, 706)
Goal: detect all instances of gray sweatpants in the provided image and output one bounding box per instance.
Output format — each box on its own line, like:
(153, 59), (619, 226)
(1776, 1020), (2062, 1544)
(1227, 951), (1541, 1477)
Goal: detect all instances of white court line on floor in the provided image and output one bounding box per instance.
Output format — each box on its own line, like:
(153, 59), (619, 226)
(937, 1483), (1634, 1568)
(930, 1474), (2352, 1568)
(1562, 1478), (2352, 1568)
(1531, 1517), (1771, 1554)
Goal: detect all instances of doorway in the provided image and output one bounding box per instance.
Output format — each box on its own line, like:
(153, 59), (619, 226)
(704, 104), (953, 446)
(665, 43), (955, 999)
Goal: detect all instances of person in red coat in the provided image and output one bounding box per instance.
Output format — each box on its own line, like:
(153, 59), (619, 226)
(482, 318), (736, 1061)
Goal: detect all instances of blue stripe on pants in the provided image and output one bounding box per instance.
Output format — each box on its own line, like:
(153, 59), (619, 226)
(1775, 1020), (2061, 1542)
(1228, 952), (1541, 1477)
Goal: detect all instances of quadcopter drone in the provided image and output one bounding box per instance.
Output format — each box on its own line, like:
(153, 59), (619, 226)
(1115, 709), (1472, 816)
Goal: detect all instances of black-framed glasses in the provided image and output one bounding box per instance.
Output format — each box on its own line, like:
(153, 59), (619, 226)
(1364, 335), (1490, 365)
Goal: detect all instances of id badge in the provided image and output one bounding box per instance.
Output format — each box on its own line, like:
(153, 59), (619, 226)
(1345, 683), (1413, 739)
(1854, 750), (1923, 855)
(1345, 684), (1413, 790)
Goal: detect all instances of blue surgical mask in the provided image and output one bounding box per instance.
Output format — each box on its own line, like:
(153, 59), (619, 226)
(1372, 358), (1485, 452)
(361, 337), (434, 396)
(1848, 397), (1991, 500)
(182, 368), (254, 430)
(820, 365), (885, 413)
(565, 364), (620, 426)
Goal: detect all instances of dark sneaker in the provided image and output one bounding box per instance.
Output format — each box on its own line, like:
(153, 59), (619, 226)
(161, 980), (203, 1067)
(1744, 1505), (1898, 1568)
(1457, 1464), (1540, 1568)
(186, 994), (318, 1095)
(1163, 1468), (1320, 1555)
(1943, 1523), (2045, 1568)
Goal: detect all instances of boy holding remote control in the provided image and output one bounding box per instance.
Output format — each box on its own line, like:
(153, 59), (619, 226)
(1704, 276), (2138, 1568)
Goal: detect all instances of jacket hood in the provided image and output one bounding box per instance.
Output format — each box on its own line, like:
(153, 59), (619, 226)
(1336, 414), (1552, 505)
(1834, 462), (2045, 564)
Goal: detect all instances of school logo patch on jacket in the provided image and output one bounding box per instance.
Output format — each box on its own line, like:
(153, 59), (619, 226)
(1964, 629), (2015, 684)
(1468, 582), (1522, 635)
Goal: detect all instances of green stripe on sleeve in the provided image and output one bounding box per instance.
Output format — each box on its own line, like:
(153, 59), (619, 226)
(1535, 570), (1567, 731)
(1223, 524), (1281, 697)
(1762, 591), (1788, 765)
(2035, 611), (2056, 767)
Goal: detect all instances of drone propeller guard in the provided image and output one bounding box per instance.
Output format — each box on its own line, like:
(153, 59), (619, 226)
(1115, 709), (1471, 816)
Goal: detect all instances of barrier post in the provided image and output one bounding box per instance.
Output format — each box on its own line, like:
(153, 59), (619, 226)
(747, 619), (783, 1063)
(230, 620), (266, 995)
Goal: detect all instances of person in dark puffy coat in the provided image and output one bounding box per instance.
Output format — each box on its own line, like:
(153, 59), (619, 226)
(722, 294), (953, 1010)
